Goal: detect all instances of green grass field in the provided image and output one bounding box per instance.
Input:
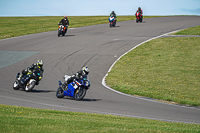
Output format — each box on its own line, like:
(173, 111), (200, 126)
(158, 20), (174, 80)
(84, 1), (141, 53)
(106, 26), (200, 106)
(0, 104), (199, 133)
(174, 25), (200, 35)
(0, 16), (164, 40)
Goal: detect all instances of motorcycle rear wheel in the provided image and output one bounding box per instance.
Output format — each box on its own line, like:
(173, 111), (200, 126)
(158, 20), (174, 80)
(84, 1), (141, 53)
(25, 80), (36, 92)
(56, 87), (64, 98)
(13, 81), (20, 90)
(74, 87), (86, 100)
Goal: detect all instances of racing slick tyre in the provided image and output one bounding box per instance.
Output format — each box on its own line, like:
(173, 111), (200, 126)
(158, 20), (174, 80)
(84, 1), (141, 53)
(74, 87), (86, 101)
(13, 81), (20, 90)
(58, 31), (61, 37)
(56, 87), (64, 98)
(25, 79), (36, 92)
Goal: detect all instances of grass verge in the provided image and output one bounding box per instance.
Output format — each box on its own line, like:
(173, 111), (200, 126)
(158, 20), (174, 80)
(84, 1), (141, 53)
(0, 104), (199, 133)
(0, 16), (163, 40)
(174, 25), (200, 35)
(106, 26), (200, 106)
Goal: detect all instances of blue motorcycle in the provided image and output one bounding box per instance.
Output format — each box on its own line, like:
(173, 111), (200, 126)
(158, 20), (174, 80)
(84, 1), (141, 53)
(108, 16), (116, 27)
(56, 75), (90, 100)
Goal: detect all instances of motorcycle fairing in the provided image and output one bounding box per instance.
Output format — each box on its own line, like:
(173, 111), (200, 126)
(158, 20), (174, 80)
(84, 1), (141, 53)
(109, 17), (115, 22)
(63, 82), (76, 97)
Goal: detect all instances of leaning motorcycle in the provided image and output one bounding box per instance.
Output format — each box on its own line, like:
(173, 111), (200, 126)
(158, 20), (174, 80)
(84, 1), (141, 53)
(108, 16), (116, 27)
(58, 24), (68, 37)
(56, 75), (90, 100)
(135, 11), (143, 23)
(13, 70), (42, 92)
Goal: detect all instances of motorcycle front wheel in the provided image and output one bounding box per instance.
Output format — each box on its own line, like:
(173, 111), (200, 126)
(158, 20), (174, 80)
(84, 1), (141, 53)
(74, 87), (86, 101)
(136, 18), (139, 23)
(13, 81), (20, 90)
(62, 32), (65, 36)
(113, 21), (116, 27)
(56, 87), (64, 98)
(58, 30), (61, 37)
(25, 79), (36, 92)
(109, 23), (112, 27)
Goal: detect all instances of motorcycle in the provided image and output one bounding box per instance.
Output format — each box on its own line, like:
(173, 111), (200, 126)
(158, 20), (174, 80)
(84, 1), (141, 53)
(108, 16), (116, 27)
(58, 24), (68, 37)
(56, 75), (90, 100)
(13, 70), (42, 92)
(135, 11), (143, 23)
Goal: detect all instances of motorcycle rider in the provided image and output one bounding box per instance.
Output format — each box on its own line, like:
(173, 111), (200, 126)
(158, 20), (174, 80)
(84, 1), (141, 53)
(63, 67), (89, 90)
(110, 11), (117, 19)
(136, 7), (143, 14)
(58, 15), (69, 33)
(109, 11), (117, 25)
(136, 7), (143, 19)
(18, 59), (44, 86)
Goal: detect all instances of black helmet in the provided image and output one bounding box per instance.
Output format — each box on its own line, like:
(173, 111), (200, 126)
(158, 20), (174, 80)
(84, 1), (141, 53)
(138, 7), (141, 10)
(82, 67), (89, 75)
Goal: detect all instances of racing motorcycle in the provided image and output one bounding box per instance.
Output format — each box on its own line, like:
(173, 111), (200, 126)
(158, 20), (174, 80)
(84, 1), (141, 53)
(13, 70), (43, 92)
(108, 16), (116, 27)
(56, 75), (90, 100)
(58, 24), (68, 37)
(135, 11), (143, 23)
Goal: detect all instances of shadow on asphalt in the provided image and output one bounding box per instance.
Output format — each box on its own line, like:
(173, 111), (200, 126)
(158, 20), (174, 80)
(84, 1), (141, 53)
(81, 98), (102, 102)
(109, 26), (120, 28)
(58, 34), (75, 37)
(63, 34), (75, 37)
(135, 21), (146, 23)
(24, 89), (56, 93)
(62, 97), (102, 102)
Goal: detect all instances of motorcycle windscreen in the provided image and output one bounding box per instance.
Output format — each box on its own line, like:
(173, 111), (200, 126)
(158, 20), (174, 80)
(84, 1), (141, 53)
(109, 17), (114, 22)
(63, 83), (75, 97)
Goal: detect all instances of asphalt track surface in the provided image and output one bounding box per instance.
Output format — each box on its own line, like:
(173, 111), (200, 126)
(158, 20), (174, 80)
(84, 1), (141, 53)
(0, 16), (200, 124)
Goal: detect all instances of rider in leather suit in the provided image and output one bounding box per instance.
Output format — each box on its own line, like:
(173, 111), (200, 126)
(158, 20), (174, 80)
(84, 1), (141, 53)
(110, 11), (117, 18)
(59, 16), (69, 33)
(19, 59), (44, 86)
(63, 67), (89, 90)
(137, 7), (143, 14)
